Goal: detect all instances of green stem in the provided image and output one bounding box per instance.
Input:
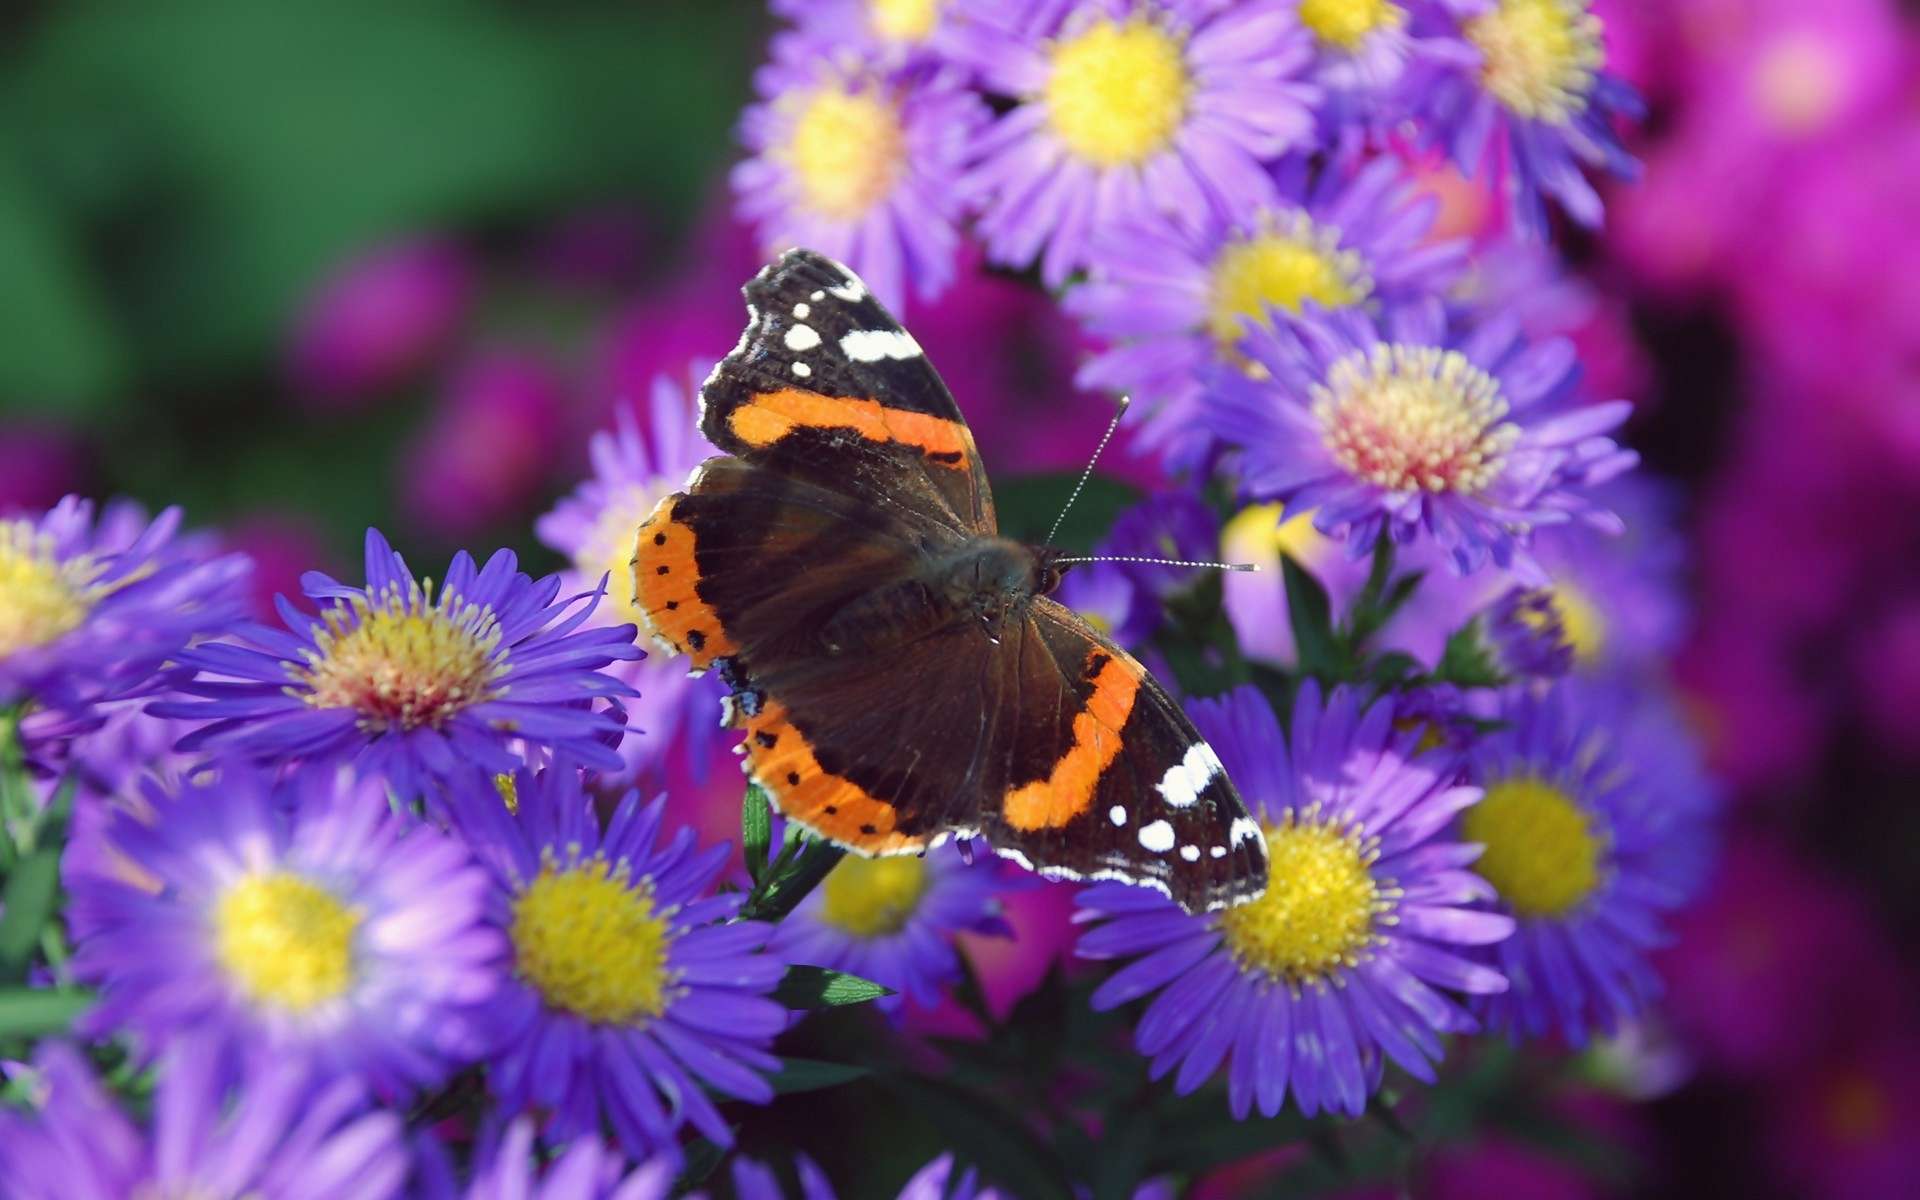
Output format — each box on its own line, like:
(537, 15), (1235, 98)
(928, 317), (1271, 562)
(739, 841), (847, 924)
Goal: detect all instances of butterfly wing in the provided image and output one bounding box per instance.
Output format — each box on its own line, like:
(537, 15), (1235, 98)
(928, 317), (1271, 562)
(975, 599), (1271, 913)
(699, 248), (996, 534)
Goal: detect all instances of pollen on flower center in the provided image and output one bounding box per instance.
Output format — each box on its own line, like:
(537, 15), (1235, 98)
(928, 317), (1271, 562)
(870, 0), (940, 42)
(1299, 0), (1406, 51)
(511, 858), (673, 1025)
(1312, 344), (1520, 495)
(1465, 0), (1604, 125)
(820, 855), (930, 937)
(785, 85), (906, 220)
(0, 521), (101, 659)
(213, 871), (362, 1011)
(1219, 814), (1388, 985)
(294, 581), (506, 732)
(1045, 18), (1191, 167)
(1545, 582), (1605, 663)
(1463, 775), (1604, 917)
(1207, 215), (1372, 347)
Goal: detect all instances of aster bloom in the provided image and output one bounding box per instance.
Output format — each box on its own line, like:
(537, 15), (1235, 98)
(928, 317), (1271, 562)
(0, 1039), (408, 1200)
(1411, 0), (1641, 234)
(537, 366), (726, 781)
(949, 0), (1320, 287)
(1069, 156), (1465, 464)
(1077, 684), (1512, 1118)
(771, 0), (956, 66)
(1204, 301), (1636, 575)
(69, 767), (502, 1093)
(733, 33), (987, 310)
(0, 496), (249, 718)
(288, 236), (473, 402)
(414, 1118), (677, 1200)
(454, 767), (786, 1156)
(154, 528), (639, 801)
(1483, 584), (1573, 678)
(1293, 0), (1480, 127)
(1463, 679), (1711, 1044)
(768, 841), (1013, 1012)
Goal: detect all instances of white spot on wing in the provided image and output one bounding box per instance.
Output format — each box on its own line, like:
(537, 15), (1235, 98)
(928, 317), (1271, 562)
(792, 302), (810, 319)
(1109, 805), (1127, 827)
(827, 277), (866, 302)
(840, 328), (921, 363)
(784, 323), (821, 351)
(1230, 817), (1263, 846)
(791, 361), (812, 378)
(1179, 844), (1200, 862)
(1155, 742), (1223, 809)
(1210, 845), (1227, 859)
(1138, 820), (1175, 853)
(809, 289), (825, 301)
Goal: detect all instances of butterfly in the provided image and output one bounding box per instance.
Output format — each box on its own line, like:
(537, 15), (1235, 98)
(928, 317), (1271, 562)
(629, 249), (1268, 913)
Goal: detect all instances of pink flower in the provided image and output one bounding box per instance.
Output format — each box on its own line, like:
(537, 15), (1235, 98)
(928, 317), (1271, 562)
(287, 238), (473, 403)
(401, 352), (570, 537)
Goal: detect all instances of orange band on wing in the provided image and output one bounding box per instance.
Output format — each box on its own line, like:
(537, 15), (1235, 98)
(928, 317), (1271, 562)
(1002, 650), (1142, 832)
(728, 388), (971, 466)
(737, 700), (925, 855)
(630, 494), (738, 670)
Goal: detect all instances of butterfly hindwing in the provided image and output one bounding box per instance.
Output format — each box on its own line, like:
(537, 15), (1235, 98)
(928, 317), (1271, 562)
(700, 249), (995, 533)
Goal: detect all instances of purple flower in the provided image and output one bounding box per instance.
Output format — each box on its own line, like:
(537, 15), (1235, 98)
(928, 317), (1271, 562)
(0, 1038), (409, 1200)
(1463, 678), (1715, 1045)
(949, 0), (1320, 287)
(415, 1118), (678, 1200)
(1409, 0), (1641, 234)
(1070, 155), (1466, 466)
(1203, 301), (1636, 575)
(153, 529), (639, 801)
(536, 366), (727, 784)
(1484, 584), (1573, 678)
(453, 768), (786, 1157)
(0, 496), (250, 719)
(1076, 684), (1512, 1118)
(769, 841), (1014, 1012)
(1297, 0), (1480, 103)
(287, 236), (473, 403)
(69, 767), (503, 1095)
(733, 34), (987, 310)
(402, 351), (570, 539)
(771, 0), (958, 66)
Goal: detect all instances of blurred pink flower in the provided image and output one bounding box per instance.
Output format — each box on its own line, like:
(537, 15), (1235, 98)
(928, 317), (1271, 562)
(401, 351), (570, 537)
(287, 237), (474, 403)
(221, 513), (335, 621)
(0, 423), (84, 511)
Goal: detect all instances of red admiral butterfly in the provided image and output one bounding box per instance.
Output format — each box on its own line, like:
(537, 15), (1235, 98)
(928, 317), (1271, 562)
(630, 249), (1268, 913)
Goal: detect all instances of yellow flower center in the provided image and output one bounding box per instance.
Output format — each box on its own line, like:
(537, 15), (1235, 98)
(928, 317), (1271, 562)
(1045, 18), (1191, 167)
(1751, 34), (1844, 136)
(1207, 215), (1371, 348)
(820, 854), (931, 938)
(1545, 582), (1605, 663)
(0, 521), (102, 660)
(579, 484), (668, 630)
(1465, 0), (1604, 125)
(1299, 0), (1405, 51)
(294, 581), (506, 732)
(493, 772), (519, 814)
(1223, 502), (1330, 568)
(1218, 814), (1388, 985)
(870, 0), (940, 42)
(1463, 775), (1603, 918)
(785, 85), (906, 220)
(213, 872), (362, 1012)
(511, 857), (673, 1025)
(1313, 345), (1520, 495)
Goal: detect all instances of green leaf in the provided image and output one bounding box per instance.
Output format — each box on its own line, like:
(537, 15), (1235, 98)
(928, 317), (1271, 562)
(772, 965), (893, 1009)
(767, 1057), (872, 1094)
(0, 987), (92, 1038)
(742, 785), (772, 886)
(0, 848), (61, 982)
(1282, 554), (1348, 681)
(991, 472), (1141, 549)
(880, 1076), (1076, 1200)
(1437, 621), (1506, 688)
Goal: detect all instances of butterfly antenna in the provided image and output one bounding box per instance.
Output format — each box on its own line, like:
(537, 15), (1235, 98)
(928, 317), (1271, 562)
(1044, 395), (1131, 547)
(1053, 554), (1258, 572)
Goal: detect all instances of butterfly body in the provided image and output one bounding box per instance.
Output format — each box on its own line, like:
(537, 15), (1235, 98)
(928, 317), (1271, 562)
(630, 249), (1268, 913)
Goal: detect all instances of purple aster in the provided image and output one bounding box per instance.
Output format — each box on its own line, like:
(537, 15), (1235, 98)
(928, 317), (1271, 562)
(452, 766), (786, 1157)
(1069, 155), (1466, 467)
(1296, 0), (1481, 105)
(768, 840), (1014, 1013)
(414, 1118), (678, 1200)
(0, 1038), (409, 1200)
(949, 0), (1320, 288)
(68, 767), (503, 1095)
(770, 0), (958, 67)
(1483, 584), (1573, 678)
(1203, 300), (1637, 576)
(730, 1154), (839, 1200)
(0, 496), (249, 719)
(536, 365), (727, 784)
(732, 33), (987, 310)
(1076, 683), (1512, 1118)
(1462, 678), (1715, 1045)
(1408, 0), (1641, 234)
(153, 528), (640, 802)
